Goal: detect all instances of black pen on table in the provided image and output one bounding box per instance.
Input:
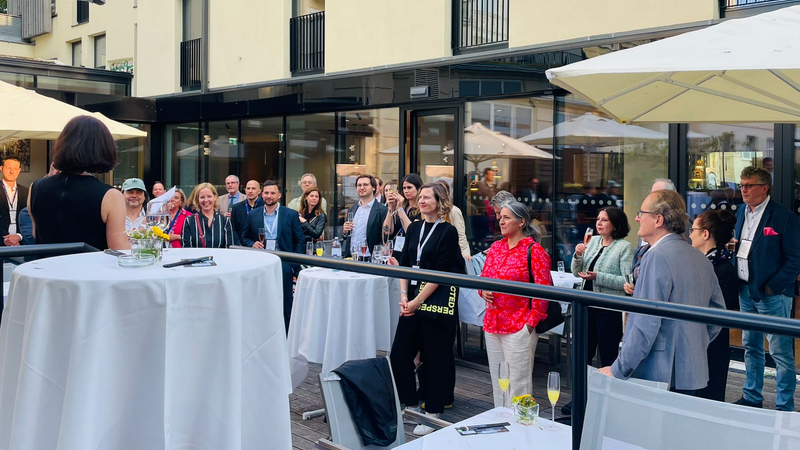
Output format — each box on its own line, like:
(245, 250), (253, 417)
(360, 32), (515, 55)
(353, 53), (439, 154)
(163, 256), (213, 268)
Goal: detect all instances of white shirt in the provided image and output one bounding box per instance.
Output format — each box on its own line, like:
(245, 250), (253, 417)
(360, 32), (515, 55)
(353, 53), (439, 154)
(352, 198), (375, 256)
(125, 208), (146, 232)
(647, 233), (671, 251)
(2, 180), (18, 235)
(737, 196), (770, 282)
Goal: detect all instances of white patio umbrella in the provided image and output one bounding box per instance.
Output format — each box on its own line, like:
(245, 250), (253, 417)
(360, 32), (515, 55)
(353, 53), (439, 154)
(546, 6), (800, 123)
(518, 112), (668, 147)
(0, 80), (147, 144)
(462, 122), (554, 162)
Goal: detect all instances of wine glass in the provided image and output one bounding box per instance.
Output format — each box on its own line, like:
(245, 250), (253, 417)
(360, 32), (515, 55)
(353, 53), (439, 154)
(546, 371), (561, 431)
(496, 361), (512, 417)
(360, 240), (368, 260)
(381, 243), (393, 264)
(584, 228), (594, 245)
(315, 241), (324, 257)
(557, 261), (566, 278)
(624, 273), (635, 286)
(372, 245), (384, 264)
(258, 228), (266, 247)
(351, 243), (360, 261)
(306, 242), (314, 256)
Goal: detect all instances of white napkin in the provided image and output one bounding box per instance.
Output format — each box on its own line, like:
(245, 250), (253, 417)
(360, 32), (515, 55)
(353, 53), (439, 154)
(147, 186), (176, 215)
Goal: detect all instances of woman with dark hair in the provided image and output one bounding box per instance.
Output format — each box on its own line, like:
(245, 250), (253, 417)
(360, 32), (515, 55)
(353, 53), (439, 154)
(181, 183), (236, 248)
(480, 201), (552, 407)
(383, 173), (423, 255)
(28, 115), (129, 250)
(388, 182), (465, 436)
(690, 209), (739, 402)
(571, 206), (633, 367)
(298, 187), (327, 241)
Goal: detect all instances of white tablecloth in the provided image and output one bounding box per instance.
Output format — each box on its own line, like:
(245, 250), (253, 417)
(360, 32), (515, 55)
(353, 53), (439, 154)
(0, 248), (292, 450)
(552, 271), (581, 289)
(396, 407), (571, 449)
(288, 268), (400, 378)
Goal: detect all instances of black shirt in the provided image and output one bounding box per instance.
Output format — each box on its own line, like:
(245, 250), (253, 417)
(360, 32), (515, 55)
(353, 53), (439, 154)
(399, 219), (466, 299)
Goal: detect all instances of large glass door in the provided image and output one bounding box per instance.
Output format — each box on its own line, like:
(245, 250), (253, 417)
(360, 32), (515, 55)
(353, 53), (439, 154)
(410, 108), (461, 198)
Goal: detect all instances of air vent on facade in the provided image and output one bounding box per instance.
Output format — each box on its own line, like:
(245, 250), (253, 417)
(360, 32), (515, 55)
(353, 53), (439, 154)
(413, 69), (439, 100)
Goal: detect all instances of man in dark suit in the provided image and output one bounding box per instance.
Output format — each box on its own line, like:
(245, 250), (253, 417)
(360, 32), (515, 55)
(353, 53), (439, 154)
(230, 179), (263, 243)
(343, 174), (388, 259)
(242, 180), (304, 330)
(732, 166), (799, 411)
(0, 156), (28, 247)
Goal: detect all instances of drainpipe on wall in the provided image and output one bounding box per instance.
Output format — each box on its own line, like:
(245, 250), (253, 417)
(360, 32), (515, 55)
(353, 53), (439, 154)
(201, 0), (209, 93)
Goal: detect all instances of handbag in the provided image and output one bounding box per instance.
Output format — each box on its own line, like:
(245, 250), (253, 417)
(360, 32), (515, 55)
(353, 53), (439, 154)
(527, 242), (565, 334)
(414, 280), (458, 320)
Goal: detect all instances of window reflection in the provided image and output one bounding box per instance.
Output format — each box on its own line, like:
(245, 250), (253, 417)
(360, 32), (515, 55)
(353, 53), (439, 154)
(240, 118), (283, 188)
(686, 123), (774, 220)
(112, 123), (150, 189)
(207, 120), (240, 192)
(165, 123), (201, 192)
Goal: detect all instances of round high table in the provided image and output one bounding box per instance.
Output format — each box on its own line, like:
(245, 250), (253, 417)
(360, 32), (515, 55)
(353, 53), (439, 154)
(0, 248), (292, 450)
(288, 267), (400, 377)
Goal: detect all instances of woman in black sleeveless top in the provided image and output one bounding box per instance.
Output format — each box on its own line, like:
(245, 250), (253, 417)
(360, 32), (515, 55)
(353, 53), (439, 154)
(29, 116), (129, 251)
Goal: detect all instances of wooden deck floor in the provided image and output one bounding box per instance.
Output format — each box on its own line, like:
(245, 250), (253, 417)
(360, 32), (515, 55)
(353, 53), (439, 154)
(290, 325), (799, 449)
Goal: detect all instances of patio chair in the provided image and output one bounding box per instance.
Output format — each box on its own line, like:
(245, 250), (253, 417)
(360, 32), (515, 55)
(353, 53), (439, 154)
(580, 370), (800, 450)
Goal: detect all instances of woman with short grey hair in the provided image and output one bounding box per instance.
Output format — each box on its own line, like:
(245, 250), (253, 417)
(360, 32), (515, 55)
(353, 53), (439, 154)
(479, 200), (553, 406)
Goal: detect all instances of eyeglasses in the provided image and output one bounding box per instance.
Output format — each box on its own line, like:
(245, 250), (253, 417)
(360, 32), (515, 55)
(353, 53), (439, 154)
(636, 210), (658, 219)
(740, 183), (767, 190)
(689, 227), (705, 233)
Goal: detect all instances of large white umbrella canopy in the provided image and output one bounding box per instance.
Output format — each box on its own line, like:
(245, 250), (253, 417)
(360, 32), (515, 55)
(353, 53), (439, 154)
(546, 6), (800, 123)
(0, 80), (147, 143)
(518, 112), (668, 147)
(462, 122), (554, 160)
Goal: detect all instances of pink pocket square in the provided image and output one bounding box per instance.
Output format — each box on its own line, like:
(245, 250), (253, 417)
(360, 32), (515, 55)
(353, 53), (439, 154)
(763, 227), (779, 236)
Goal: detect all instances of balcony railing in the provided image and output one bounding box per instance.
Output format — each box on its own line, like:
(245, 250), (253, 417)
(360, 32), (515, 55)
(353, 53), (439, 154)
(453, 0), (509, 54)
(180, 38), (202, 90)
(290, 11), (325, 75)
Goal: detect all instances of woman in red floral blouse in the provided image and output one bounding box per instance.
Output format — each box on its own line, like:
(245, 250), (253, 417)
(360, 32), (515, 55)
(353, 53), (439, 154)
(480, 201), (552, 407)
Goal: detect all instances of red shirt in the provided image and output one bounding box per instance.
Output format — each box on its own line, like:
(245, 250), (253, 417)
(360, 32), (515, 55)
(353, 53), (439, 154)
(169, 209), (192, 248)
(480, 236), (552, 334)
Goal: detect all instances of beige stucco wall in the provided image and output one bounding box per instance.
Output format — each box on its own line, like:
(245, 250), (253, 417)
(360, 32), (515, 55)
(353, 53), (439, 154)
(0, 41), (35, 58)
(136, 0), (181, 97)
(510, 0), (719, 48)
(325, 0), (451, 74)
(208, 0), (291, 89)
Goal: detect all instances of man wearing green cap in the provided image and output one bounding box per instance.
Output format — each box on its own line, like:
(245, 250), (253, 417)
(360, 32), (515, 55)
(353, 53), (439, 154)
(122, 178), (147, 232)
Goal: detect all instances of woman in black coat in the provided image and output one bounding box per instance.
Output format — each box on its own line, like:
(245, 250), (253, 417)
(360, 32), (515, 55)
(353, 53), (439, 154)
(298, 187), (327, 241)
(689, 209), (739, 402)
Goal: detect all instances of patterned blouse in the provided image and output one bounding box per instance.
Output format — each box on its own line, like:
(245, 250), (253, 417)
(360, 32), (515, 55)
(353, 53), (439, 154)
(167, 209), (192, 248)
(480, 236), (552, 334)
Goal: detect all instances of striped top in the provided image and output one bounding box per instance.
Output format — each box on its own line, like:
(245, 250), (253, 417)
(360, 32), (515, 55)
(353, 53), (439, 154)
(181, 211), (236, 248)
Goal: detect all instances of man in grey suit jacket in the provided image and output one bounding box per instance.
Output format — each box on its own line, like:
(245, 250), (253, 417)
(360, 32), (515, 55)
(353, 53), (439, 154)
(600, 190), (726, 394)
(217, 175), (246, 217)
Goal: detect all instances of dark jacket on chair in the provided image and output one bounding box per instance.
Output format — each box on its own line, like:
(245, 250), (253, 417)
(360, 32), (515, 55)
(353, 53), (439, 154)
(241, 205), (305, 253)
(332, 358), (397, 447)
(734, 199), (800, 299)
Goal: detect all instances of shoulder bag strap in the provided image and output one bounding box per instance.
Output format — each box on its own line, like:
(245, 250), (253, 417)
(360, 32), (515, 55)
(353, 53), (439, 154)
(527, 242), (536, 310)
(195, 214), (206, 247)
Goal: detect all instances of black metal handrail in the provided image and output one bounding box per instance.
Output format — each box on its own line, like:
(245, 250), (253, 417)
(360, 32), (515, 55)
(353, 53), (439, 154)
(290, 11), (325, 75)
(246, 248), (800, 450)
(180, 38), (202, 90)
(453, 0), (509, 53)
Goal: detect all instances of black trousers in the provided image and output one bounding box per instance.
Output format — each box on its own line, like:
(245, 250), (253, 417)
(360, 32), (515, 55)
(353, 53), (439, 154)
(587, 308), (623, 367)
(281, 262), (297, 333)
(391, 313), (457, 414)
(697, 328), (730, 402)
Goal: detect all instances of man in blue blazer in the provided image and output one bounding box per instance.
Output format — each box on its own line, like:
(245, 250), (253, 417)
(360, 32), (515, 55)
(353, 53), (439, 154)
(242, 180), (305, 331)
(733, 166), (799, 411)
(600, 190), (726, 394)
(230, 180), (264, 243)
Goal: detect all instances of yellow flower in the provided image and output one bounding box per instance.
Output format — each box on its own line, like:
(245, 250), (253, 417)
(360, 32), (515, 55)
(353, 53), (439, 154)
(151, 226), (170, 240)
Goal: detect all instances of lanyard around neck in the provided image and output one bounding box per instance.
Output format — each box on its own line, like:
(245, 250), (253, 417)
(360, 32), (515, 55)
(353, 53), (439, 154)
(2, 183), (17, 211)
(416, 218), (441, 265)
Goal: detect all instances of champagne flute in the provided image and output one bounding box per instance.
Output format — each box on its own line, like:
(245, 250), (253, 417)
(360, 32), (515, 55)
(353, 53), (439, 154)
(315, 241), (324, 257)
(584, 228), (594, 245)
(546, 371), (561, 431)
(496, 361), (512, 417)
(360, 240), (368, 260)
(344, 211), (355, 236)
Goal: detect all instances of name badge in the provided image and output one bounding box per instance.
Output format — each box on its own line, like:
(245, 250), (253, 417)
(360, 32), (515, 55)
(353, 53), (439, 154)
(410, 264), (420, 285)
(265, 239), (277, 251)
(737, 239), (753, 260)
(394, 236), (405, 252)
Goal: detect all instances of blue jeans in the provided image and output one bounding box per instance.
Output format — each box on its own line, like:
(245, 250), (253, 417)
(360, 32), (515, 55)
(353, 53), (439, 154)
(739, 286), (796, 411)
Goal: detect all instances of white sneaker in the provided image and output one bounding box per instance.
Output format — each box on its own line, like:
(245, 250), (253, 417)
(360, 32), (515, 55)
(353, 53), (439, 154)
(412, 413), (439, 436)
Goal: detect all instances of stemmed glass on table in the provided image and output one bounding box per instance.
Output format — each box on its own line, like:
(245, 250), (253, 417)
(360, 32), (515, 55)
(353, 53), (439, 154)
(497, 361), (512, 417)
(557, 261), (566, 278)
(546, 371), (561, 431)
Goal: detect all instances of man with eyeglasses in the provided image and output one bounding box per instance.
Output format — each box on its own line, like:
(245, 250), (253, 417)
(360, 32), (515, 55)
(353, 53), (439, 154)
(599, 189), (725, 396)
(732, 166), (799, 411)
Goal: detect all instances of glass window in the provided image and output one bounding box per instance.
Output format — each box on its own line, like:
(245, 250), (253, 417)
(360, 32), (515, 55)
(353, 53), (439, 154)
(94, 34), (106, 69)
(417, 113), (455, 190)
(295, 0), (325, 15)
(0, 72), (35, 88)
(464, 97), (556, 254)
(793, 126), (799, 218)
(165, 123), (201, 192)
(686, 123), (774, 220)
(339, 109), (399, 205)
(37, 76), (127, 96)
(240, 118), (283, 187)
(206, 120), (240, 192)
(72, 41), (82, 67)
(182, 0), (201, 41)
(112, 123), (150, 189)
(286, 113), (336, 216)
(554, 95), (669, 268)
